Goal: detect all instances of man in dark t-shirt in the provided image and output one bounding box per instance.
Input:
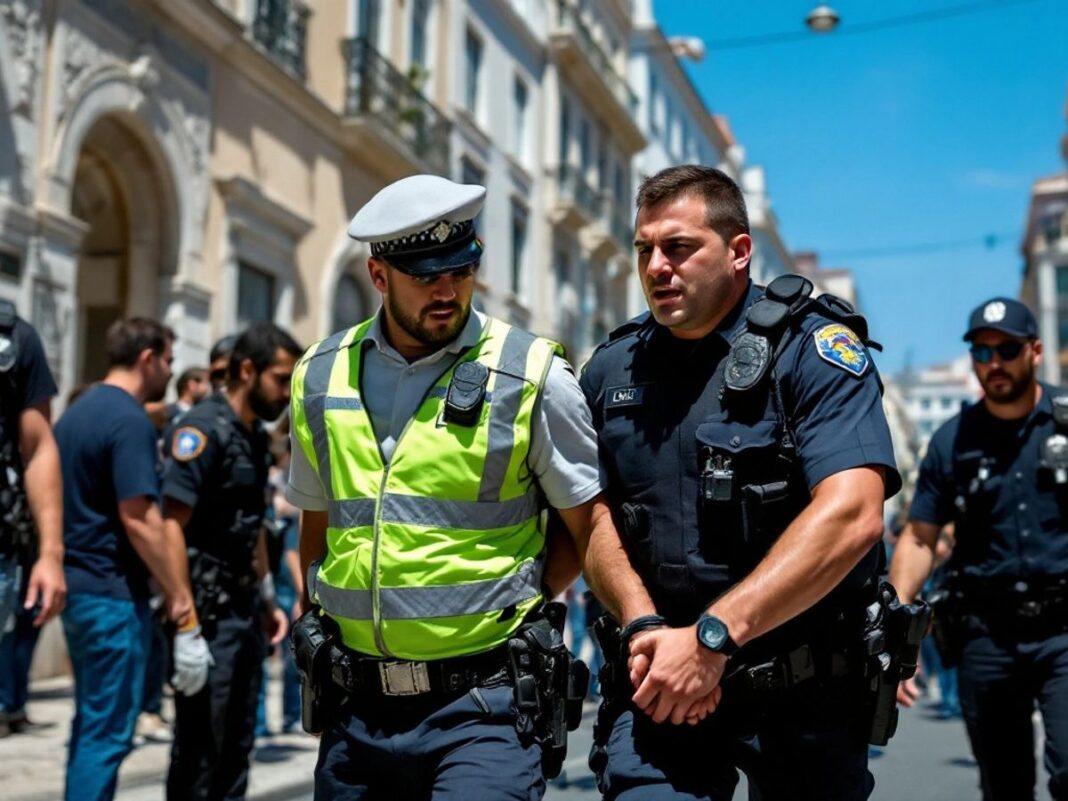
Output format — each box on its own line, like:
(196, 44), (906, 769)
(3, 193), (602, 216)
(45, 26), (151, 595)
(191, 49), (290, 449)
(54, 318), (210, 801)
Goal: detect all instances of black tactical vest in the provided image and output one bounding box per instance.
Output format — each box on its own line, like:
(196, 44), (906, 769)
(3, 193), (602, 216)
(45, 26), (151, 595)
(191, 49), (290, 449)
(587, 276), (884, 650)
(181, 395), (270, 572)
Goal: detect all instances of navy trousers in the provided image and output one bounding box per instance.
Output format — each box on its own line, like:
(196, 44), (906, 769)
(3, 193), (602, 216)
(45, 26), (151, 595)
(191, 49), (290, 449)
(957, 621), (1068, 801)
(590, 677), (874, 801)
(315, 684), (545, 800)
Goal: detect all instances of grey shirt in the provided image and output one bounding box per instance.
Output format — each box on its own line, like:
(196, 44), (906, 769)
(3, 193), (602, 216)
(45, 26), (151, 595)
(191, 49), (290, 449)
(287, 310), (603, 511)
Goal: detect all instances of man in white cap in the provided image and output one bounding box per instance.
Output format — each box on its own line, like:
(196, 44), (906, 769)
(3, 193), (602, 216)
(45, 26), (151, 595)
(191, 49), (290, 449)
(287, 175), (604, 798)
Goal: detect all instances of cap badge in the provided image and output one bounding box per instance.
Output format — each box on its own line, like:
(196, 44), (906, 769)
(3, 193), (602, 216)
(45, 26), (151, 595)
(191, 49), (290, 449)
(432, 221), (451, 243)
(983, 301), (1006, 323)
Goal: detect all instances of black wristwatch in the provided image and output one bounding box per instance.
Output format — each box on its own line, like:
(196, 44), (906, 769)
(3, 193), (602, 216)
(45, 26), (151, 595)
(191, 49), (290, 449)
(696, 614), (739, 658)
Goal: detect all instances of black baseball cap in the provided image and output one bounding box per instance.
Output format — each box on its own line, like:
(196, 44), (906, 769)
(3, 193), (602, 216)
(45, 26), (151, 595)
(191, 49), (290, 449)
(962, 297), (1038, 342)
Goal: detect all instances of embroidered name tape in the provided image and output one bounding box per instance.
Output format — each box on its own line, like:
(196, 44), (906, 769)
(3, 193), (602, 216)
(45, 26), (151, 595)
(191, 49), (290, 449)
(605, 384), (646, 409)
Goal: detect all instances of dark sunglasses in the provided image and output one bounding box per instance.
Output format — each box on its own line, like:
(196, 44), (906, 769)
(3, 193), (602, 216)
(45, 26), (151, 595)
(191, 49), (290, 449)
(970, 341), (1027, 364)
(410, 263), (479, 286)
(209, 368), (227, 382)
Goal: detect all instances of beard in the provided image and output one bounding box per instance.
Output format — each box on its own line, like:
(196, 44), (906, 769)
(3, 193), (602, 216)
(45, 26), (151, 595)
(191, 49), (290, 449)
(249, 375), (287, 421)
(981, 363), (1035, 404)
(387, 286), (470, 347)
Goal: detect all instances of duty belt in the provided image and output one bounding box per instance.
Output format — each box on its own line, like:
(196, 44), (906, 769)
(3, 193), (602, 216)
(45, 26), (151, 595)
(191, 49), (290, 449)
(328, 642), (512, 698)
(727, 642), (856, 694)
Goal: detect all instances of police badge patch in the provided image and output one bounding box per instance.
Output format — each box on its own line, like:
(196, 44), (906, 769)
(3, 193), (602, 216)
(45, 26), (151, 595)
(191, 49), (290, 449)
(0, 335), (15, 372)
(172, 427), (207, 461)
(813, 324), (869, 377)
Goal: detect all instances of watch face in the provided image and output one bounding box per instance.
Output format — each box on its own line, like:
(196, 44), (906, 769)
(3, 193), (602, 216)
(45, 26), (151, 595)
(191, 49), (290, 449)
(698, 616), (729, 651)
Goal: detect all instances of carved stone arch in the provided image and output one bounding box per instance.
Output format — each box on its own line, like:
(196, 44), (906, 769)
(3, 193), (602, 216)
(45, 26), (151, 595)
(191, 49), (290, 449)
(44, 58), (206, 282)
(319, 232), (376, 338)
(0, 0), (43, 205)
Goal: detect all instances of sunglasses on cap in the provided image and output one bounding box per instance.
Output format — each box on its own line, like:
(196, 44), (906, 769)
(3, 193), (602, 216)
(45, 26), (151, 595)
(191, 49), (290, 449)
(969, 341), (1028, 364)
(409, 263), (479, 286)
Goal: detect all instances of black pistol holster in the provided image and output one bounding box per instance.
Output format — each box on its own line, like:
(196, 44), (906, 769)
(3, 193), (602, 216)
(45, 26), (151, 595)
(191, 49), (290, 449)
(505, 602), (589, 779)
(290, 606), (340, 735)
(926, 585), (966, 668)
(862, 581), (931, 746)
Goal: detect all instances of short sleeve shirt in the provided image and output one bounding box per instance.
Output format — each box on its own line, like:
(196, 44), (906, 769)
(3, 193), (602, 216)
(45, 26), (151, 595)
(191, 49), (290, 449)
(55, 384), (160, 600)
(286, 310), (603, 512)
(909, 387), (1068, 580)
(2, 317), (58, 423)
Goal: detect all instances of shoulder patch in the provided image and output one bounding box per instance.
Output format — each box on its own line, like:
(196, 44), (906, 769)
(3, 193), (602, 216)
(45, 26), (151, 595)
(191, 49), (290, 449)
(813, 324), (870, 377)
(172, 426), (208, 462)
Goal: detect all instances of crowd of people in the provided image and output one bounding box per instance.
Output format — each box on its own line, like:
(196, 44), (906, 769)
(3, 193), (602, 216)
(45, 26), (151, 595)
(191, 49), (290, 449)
(1, 164), (1065, 801)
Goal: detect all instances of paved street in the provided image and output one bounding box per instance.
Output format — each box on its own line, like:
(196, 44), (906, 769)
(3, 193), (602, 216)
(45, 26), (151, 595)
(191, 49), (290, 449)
(543, 699), (1054, 801)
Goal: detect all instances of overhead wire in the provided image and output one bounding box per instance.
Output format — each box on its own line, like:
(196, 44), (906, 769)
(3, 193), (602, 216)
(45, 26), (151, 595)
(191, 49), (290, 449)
(706, 0), (1044, 51)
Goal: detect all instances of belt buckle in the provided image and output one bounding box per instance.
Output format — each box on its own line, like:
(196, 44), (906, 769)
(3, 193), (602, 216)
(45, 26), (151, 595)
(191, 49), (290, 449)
(379, 661), (431, 696)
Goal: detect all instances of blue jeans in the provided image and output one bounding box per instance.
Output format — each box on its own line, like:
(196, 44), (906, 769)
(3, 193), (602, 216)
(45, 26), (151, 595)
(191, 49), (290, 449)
(62, 593), (151, 801)
(0, 556), (19, 633)
(255, 589), (301, 735)
(0, 565), (42, 715)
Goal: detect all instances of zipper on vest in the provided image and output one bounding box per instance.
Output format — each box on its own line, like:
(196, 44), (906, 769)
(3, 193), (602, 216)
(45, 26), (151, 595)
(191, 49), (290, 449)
(367, 345), (478, 658)
(369, 470), (393, 658)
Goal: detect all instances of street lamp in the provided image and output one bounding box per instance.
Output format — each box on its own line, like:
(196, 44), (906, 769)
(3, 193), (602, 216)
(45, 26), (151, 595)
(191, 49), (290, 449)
(666, 36), (706, 62)
(805, 5), (841, 33)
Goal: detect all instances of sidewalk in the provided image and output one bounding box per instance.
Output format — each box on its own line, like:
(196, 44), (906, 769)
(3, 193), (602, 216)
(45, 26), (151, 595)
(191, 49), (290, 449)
(2, 674), (317, 801)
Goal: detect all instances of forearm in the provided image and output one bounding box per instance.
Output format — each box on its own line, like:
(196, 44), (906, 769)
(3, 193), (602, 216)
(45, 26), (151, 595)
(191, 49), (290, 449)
(584, 498), (656, 623)
(127, 513), (193, 619)
(298, 510), (328, 610)
(888, 522), (940, 604)
(709, 468), (886, 647)
(22, 435), (63, 559)
(543, 514), (581, 597)
(253, 529), (269, 581)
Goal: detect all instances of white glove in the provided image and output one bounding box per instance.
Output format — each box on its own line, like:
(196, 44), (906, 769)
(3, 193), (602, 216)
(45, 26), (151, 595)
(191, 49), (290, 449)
(172, 626), (214, 696)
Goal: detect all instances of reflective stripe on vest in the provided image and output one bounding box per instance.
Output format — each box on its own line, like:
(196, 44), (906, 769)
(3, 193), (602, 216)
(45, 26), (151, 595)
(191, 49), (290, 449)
(292, 315), (560, 660)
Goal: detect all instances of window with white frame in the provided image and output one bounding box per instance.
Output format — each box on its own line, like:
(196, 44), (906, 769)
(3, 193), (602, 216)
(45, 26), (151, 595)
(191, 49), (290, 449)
(464, 26), (483, 117)
(357, 0), (381, 46)
(237, 261), (276, 326)
(513, 76), (529, 163)
(460, 157), (486, 234)
(0, 250), (21, 281)
(648, 72), (660, 134)
(510, 200), (528, 297)
(559, 99), (571, 165)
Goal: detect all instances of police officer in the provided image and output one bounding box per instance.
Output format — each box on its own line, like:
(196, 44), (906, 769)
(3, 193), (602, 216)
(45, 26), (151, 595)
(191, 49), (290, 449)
(163, 322), (300, 801)
(0, 300), (66, 736)
(890, 297), (1068, 800)
(580, 166), (903, 800)
(287, 174), (603, 799)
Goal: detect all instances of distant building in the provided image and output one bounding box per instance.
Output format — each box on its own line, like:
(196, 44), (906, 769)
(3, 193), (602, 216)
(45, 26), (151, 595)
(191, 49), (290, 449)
(897, 354), (981, 451)
(1020, 93), (1068, 384)
(792, 251), (860, 306)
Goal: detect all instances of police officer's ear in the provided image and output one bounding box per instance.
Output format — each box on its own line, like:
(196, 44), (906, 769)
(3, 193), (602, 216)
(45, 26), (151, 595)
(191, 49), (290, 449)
(1031, 338), (1043, 367)
(367, 257), (389, 295)
(236, 356), (258, 386)
(727, 233), (753, 274)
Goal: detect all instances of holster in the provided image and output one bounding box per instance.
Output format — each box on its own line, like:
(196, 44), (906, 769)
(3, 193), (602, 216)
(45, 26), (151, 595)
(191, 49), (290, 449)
(289, 607), (339, 735)
(505, 602), (589, 779)
(927, 588), (966, 668)
(863, 582), (931, 746)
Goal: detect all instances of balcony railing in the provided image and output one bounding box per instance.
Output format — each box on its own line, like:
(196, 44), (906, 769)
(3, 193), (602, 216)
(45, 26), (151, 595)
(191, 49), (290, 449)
(554, 0), (637, 116)
(343, 37), (452, 177)
(556, 164), (601, 221)
(253, 0), (308, 80)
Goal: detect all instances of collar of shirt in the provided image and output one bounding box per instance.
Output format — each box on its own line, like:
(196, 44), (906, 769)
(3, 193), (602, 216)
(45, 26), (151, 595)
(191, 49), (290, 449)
(362, 307), (485, 367)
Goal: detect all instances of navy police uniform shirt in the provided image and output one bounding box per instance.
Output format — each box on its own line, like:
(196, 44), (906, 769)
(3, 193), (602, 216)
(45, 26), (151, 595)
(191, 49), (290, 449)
(910, 383), (1068, 581)
(56, 384), (160, 600)
(162, 393), (270, 568)
(580, 281), (900, 622)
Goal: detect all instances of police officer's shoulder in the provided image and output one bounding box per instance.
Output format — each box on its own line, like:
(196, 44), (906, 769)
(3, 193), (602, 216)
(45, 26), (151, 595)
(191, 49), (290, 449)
(588, 313), (652, 360)
(783, 294), (879, 381)
(169, 396), (226, 464)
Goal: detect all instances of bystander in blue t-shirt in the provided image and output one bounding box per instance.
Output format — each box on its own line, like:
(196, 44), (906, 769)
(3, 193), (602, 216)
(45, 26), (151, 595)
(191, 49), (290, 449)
(55, 384), (161, 600)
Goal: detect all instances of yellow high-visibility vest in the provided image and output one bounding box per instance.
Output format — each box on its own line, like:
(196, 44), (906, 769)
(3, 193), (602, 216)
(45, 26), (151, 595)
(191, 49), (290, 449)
(290, 315), (561, 660)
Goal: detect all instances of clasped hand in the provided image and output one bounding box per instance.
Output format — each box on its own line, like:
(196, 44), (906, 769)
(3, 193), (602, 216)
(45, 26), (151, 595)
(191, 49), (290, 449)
(628, 625), (726, 726)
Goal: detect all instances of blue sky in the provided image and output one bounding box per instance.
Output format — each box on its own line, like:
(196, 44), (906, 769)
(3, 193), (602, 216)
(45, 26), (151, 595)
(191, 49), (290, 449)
(653, 0), (1068, 374)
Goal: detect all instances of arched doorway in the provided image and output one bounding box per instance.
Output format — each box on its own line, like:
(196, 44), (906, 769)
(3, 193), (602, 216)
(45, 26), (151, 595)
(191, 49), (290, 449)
(69, 115), (175, 384)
